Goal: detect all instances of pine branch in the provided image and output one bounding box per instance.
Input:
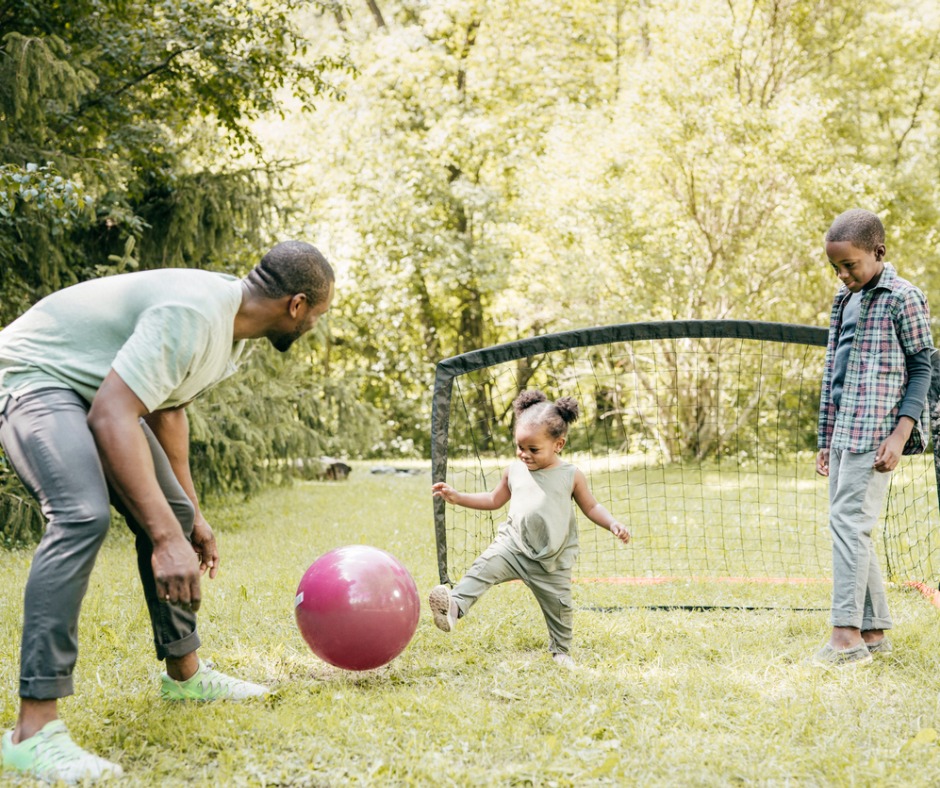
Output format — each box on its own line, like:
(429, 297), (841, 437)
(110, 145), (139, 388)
(71, 45), (198, 120)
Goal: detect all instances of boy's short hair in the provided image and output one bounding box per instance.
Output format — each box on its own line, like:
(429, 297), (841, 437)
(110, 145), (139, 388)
(249, 241), (334, 306)
(824, 209), (886, 253)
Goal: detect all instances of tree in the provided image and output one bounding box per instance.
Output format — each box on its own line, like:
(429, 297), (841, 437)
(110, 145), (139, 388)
(0, 0), (353, 543)
(0, 0), (347, 308)
(276, 0), (940, 461)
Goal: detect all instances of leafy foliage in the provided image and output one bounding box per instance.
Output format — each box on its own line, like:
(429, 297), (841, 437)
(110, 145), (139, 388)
(5, 0), (940, 541)
(0, 0), (348, 294)
(279, 0), (940, 451)
(187, 333), (384, 500)
(0, 0), (351, 543)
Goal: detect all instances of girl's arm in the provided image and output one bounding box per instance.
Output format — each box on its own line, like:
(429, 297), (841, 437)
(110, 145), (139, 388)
(571, 469), (631, 544)
(432, 468), (511, 511)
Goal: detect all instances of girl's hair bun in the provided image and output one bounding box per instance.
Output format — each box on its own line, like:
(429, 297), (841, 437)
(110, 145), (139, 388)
(512, 389), (548, 415)
(511, 390), (580, 439)
(554, 396), (580, 424)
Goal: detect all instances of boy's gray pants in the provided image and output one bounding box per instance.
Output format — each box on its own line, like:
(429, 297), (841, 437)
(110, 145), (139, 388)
(828, 448), (893, 631)
(451, 539), (574, 655)
(0, 388), (200, 700)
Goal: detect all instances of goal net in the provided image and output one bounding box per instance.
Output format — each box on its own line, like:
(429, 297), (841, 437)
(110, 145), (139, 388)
(431, 321), (940, 607)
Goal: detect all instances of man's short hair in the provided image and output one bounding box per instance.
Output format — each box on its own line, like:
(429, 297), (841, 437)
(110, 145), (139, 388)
(825, 209), (886, 253)
(249, 241), (334, 305)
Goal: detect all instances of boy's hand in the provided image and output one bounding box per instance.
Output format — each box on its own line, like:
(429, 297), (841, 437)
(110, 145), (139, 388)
(610, 522), (631, 544)
(874, 417), (914, 473)
(874, 433), (905, 472)
(432, 482), (461, 504)
(815, 449), (830, 477)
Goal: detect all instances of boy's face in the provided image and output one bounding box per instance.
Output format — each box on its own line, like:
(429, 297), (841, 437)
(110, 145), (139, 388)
(825, 240), (885, 293)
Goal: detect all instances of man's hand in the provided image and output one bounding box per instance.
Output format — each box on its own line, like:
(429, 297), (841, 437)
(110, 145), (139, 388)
(191, 514), (220, 579)
(153, 534), (202, 611)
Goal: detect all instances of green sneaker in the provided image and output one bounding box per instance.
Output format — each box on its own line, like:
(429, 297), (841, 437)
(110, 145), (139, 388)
(2, 720), (123, 783)
(160, 659), (269, 701)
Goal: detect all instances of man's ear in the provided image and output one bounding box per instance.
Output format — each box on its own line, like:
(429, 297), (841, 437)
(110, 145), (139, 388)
(288, 293), (307, 318)
(875, 243), (886, 262)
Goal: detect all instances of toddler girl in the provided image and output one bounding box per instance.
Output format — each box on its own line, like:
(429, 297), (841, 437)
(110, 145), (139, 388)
(429, 390), (630, 666)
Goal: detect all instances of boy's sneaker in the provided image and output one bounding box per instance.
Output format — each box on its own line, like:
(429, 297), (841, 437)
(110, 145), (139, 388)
(808, 642), (873, 668)
(2, 720), (123, 783)
(428, 585), (458, 632)
(161, 660), (269, 701)
(866, 637), (893, 655)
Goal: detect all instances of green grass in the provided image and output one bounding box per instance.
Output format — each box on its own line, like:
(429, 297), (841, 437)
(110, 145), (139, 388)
(3, 466), (940, 785)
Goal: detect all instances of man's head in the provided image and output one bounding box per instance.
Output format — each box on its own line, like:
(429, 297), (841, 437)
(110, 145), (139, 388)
(246, 241), (335, 352)
(824, 209), (886, 293)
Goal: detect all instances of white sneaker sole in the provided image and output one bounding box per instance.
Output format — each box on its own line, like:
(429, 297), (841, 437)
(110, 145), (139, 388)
(428, 585), (455, 632)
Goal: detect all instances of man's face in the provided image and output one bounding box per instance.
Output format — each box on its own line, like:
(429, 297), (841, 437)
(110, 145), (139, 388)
(272, 281), (335, 353)
(825, 240), (884, 293)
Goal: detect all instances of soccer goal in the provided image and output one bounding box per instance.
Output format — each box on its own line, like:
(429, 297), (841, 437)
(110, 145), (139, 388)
(431, 320), (940, 607)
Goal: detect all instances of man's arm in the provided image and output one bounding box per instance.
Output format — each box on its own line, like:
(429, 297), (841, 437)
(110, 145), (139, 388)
(87, 369), (202, 610)
(144, 407), (220, 579)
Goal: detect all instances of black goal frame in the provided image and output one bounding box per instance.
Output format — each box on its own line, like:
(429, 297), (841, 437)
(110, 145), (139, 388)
(431, 319), (940, 587)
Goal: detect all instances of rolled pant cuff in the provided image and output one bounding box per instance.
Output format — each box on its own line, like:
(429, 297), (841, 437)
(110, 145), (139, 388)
(20, 676), (74, 700)
(155, 630), (201, 661)
(831, 615), (893, 630)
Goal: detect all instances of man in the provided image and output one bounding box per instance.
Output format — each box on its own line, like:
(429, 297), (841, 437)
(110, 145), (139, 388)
(0, 240), (334, 782)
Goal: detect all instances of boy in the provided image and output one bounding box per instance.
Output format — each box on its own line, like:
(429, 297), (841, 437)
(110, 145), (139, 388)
(814, 208), (934, 666)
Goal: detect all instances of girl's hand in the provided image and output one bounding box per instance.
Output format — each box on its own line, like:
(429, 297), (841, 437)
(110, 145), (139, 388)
(610, 522), (631, 544)
(432, 482), (461, 504)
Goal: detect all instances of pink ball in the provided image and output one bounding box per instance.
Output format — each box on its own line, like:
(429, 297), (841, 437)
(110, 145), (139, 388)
(294, 545), (420, 671)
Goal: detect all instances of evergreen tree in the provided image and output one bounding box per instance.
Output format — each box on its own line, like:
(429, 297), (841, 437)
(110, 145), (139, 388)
(0, 0), (356, 543)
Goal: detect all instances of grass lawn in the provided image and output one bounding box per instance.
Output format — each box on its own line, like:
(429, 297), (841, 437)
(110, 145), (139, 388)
(3, 466), (940, 785)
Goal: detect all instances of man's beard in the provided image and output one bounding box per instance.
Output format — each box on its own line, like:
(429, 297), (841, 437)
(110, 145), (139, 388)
(272, 326), (304, 353)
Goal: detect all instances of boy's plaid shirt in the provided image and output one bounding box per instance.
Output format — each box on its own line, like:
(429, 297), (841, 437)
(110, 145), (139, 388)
(818, 263), (933, 455)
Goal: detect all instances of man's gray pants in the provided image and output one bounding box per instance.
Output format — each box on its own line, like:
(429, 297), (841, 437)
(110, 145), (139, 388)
(451, 539), (574, 655)
(0, 388), (200, 700)
(828, 448), (893, 631)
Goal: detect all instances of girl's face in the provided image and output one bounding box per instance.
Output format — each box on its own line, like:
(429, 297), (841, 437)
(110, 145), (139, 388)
(514, 420), (566, 471)
(825, 240), (885, 293)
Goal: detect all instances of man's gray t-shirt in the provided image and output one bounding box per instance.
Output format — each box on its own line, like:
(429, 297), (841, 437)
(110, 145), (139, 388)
(0, 269), (246, 412)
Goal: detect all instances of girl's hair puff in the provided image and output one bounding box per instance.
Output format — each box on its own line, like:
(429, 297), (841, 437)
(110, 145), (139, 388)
(512, 389), (580, 439)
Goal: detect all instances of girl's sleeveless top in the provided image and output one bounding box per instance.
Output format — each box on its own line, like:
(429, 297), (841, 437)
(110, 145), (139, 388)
(497, 460), (579, 572)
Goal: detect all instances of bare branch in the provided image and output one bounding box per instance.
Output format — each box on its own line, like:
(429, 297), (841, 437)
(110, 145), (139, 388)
(365, 0), (386, 29)
(894, 31), (939, 167)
